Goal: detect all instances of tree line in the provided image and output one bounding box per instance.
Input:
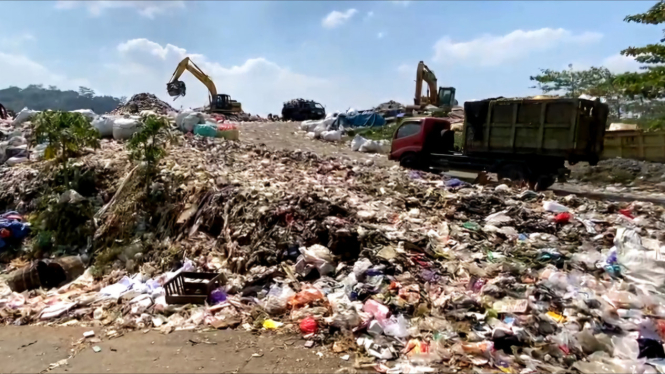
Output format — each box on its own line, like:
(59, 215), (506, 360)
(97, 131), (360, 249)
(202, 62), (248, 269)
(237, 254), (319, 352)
(530, 1), (665, 130)
(0, 85), (126, 115)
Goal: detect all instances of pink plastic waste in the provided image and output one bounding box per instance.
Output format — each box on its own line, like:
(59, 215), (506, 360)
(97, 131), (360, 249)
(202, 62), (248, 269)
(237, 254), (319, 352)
(363, 299), (389, 323)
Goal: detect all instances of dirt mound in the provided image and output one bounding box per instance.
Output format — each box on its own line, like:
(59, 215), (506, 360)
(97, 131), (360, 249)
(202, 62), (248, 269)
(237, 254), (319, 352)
(110, 93), (175, 115)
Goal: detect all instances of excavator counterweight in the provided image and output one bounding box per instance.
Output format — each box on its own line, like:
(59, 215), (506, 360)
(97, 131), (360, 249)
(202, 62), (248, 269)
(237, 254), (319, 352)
(167, 57), (242, 115)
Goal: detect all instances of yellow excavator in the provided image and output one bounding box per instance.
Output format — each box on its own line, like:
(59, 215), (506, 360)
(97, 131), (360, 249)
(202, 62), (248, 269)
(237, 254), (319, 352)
(167, 57), (243, 114)
(413, 61), (456, 110)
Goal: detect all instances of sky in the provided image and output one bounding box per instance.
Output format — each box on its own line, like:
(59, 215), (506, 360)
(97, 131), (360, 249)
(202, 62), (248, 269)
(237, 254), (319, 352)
(0, 1), (660, 115)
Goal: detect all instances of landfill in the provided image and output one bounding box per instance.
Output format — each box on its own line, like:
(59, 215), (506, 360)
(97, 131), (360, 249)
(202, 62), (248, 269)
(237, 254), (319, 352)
(3, 98), (665, 373)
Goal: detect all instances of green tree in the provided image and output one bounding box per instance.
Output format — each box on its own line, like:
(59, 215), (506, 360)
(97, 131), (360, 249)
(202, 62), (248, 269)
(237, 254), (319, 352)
(33, 111), (100, 187)
(615, 1), (665, 98)
(127, 114), (171, 171)
(78, 86), (95, 99)
(530, 64), (608, 97)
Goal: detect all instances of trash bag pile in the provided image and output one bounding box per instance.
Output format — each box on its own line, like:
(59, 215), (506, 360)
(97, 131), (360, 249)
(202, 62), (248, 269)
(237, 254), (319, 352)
(110, 93), (175, 115)
(3, 121), (665, 373)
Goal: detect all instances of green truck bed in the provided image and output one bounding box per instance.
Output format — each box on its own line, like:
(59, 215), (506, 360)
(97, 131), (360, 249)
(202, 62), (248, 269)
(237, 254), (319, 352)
(463, 98), (608, 163)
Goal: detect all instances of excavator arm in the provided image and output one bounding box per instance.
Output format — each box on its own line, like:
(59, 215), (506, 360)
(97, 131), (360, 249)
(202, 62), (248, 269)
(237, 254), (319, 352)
(414, 61), (438, 106)
(167, 57), (218, 104)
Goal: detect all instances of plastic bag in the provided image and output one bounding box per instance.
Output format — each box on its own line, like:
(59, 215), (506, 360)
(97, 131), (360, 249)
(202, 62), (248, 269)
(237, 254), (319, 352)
(321, 130), (342, 142)
(70, 109), (97, 121)
(485, 210), (512, 226)
(554, 212), (572, 224)
(181, 113), (206, 133)
(299, 316), (318, 334)
(543, 201), (569, 213)
(12, 108), (38, 126)
(112, 118), (142, 140)
(289, 285), (324, 309)
(300, 120), (317, 132)
(363, 299), (389, 323)
(615, 228), (665, 293)
(612, 335), (640, 360)
(299, 245), (335, 275)
(312, 123), (327, 137)
(194, 123), (219, 138)
(351, 135), (368, 151)
(263, 285), (296, 315)
(383, 314), (410, 338)
(92, 115), (115, 137)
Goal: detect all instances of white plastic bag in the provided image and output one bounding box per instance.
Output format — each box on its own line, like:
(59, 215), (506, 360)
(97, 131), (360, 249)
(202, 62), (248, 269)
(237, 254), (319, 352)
(543, 201), (569, 213)
(615, 228), (665, 293)
(6, 156), (28, 166)
(12, 108), (38, 126)
(70, 109), (97, 122)
(347, 108), (358, 116)
(300, 120), (316, 132)
(382, 315), (410, 338)
(92, 115), (116, 137)
(312, 123), (327, 138)
(263, 285), (296, 315)
(112, 117), (142, 140)
(351, 135), (368, 152)
(175, 109), (193, 128)
(180, 112), (206, 133)
(321, 130), (342, 142)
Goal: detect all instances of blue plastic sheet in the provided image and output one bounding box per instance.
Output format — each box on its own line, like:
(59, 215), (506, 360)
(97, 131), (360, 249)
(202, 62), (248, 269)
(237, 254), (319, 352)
(0, 211), (30, 250)
(330, 112), (386, 130)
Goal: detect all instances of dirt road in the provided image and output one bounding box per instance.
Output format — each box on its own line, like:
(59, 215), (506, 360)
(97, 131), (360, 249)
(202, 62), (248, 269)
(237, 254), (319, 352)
(237, 121), (393, 167)
(0, 326), (351, 373)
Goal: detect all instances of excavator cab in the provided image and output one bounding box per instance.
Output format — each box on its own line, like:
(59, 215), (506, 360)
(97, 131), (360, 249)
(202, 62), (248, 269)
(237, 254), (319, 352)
(438, 87), (456, 108)
(212, 94), (231, 110)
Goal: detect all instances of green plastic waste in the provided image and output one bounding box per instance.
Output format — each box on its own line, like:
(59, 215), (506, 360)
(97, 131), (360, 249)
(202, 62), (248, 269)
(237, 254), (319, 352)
(462, 221), (481, 231)
(194, 123), (219, 138)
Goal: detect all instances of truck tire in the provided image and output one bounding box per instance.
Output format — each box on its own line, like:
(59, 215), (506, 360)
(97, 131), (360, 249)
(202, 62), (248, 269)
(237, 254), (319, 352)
(400, 153), (422, 170)
(534, 175), (556, 191)
(497, 163), (529, 184)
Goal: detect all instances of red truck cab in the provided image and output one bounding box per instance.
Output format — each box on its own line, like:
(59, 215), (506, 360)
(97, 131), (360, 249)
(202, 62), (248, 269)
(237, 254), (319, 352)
(389, 117), (454, 168)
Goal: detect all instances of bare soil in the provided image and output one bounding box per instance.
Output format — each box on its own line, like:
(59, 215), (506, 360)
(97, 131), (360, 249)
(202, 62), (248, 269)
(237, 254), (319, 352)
(0, 326), (351, 373)
(237, 121), (393, 167)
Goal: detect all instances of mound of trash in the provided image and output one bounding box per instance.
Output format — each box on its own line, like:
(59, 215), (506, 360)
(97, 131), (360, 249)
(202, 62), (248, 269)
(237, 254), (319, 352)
(110, 93), (175, 115)
(571, 157), (665, 184)
(3, 122), (665, 372)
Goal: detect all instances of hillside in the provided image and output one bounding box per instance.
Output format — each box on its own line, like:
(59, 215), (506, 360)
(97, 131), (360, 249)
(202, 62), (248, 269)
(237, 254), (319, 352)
(0, 85), (125, 114)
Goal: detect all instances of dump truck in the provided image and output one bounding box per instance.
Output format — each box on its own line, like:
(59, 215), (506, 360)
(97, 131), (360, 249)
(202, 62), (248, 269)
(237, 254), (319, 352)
(389, 97), (609, 190)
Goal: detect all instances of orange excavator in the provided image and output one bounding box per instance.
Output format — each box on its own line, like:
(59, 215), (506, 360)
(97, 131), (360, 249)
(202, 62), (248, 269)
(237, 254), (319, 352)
(413, 61), (457, 109)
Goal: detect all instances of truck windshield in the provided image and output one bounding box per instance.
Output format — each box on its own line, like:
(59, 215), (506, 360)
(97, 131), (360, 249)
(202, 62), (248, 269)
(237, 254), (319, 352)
(395, 122), (421, 139)
(315, 103), (324, 109)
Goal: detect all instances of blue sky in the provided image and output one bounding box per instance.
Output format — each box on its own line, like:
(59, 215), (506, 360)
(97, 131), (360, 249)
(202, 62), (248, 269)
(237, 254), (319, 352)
(0, 1), (660, 115)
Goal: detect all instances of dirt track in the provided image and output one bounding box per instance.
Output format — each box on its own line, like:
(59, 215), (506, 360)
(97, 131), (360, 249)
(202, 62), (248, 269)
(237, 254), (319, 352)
(0, 326), (350, 373)
(238, 121), (393, 167)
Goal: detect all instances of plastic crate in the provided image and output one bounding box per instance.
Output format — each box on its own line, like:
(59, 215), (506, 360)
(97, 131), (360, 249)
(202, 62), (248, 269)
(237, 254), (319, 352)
(164, 272), (225, 305)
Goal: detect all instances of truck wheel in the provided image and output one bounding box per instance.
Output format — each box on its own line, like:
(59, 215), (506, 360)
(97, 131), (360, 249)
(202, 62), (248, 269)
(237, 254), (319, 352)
(400, 153), (422, 170)
(534, 175), (556, 191)
(497, 164), (528, 184)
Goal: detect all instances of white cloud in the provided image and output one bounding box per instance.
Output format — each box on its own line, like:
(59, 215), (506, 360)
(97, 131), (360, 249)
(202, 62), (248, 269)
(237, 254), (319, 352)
(602, 54), (642, 73)
(107, 38), (341, 115)
(0, 33), (35, 50)
(365, 11), (374, 21)
(322, 9), (358, 29)
(55, 0), (185, 18)
(432, 28), (603, 67)
(392, 1), (411, 6)
(377, 32), (385, 39)
(397, 63), (412, 74)
(0, 52), (90, 91)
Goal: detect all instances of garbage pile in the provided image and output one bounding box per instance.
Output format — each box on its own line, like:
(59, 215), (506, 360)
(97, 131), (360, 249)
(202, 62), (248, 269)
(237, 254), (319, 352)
(110, 93), (175, 115)
(2, 128), (665, 373)
(572, 157), (665, 185)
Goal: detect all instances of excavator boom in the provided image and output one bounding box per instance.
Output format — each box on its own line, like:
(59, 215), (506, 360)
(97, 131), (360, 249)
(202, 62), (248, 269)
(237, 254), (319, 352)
(414, 61), (438, 106)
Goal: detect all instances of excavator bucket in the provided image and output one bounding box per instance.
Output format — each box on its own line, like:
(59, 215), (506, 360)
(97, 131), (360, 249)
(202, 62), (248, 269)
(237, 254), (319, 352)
(167, 80), (187, 98)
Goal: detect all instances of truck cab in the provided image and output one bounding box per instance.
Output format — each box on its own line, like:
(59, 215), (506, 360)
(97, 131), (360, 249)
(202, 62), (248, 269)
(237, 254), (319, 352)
(389, 117), (455, 168)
